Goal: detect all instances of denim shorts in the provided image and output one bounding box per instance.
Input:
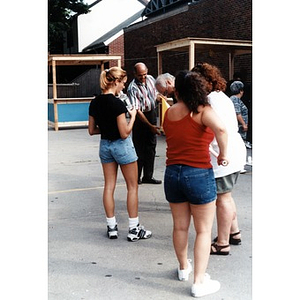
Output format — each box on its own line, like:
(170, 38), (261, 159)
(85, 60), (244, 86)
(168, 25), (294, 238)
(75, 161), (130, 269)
(164, 165), (217, 205)
(100, 136), (138, 165)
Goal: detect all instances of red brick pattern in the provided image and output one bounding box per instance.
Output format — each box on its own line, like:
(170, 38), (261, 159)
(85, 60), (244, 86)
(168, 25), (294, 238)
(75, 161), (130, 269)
(124, 0), (252, 83)
(109, 35), (125, 67)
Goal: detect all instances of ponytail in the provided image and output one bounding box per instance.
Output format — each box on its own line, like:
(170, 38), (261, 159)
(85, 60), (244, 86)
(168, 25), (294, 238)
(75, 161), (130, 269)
(100, 67), (127, 91)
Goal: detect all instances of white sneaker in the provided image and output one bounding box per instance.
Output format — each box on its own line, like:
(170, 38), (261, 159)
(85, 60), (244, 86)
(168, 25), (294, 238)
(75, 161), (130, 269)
(178, 259), (192, 281)
(191, 274), (220, 297)
(127, 224), (152, 242)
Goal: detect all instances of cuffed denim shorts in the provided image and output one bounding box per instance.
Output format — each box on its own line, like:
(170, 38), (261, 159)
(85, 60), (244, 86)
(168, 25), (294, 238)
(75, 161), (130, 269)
(100, 136), (138, 165)
(164, 165), (217, 205)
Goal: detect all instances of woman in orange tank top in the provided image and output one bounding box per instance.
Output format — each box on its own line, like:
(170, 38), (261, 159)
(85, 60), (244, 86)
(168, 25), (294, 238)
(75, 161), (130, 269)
(163, 71), (228, 297)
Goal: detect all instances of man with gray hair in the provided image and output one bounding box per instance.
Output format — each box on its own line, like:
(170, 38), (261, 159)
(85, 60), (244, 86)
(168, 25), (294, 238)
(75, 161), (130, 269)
(155, 73), (176, 102)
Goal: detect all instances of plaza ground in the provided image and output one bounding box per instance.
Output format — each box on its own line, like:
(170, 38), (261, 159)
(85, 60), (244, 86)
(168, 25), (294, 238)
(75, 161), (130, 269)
(48, 128), (252, 300)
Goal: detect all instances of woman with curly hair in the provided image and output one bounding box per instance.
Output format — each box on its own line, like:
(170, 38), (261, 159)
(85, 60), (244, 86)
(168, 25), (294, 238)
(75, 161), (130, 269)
(163, 70), (228, 297)
(192, 63), (246, 255)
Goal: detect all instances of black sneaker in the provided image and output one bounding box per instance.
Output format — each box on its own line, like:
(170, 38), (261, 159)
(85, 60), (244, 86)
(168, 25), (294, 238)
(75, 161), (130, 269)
(107, 224), (118, 239)
(127, 224), (152, 242)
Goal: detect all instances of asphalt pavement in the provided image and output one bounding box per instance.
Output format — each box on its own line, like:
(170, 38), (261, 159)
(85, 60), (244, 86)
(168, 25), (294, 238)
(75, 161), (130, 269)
(48, 128), (252, 300)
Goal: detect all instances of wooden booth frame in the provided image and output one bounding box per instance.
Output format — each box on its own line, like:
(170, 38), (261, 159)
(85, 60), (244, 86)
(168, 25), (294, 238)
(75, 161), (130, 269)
(48, 54), (121, 131)
(156, 37), (252, 79)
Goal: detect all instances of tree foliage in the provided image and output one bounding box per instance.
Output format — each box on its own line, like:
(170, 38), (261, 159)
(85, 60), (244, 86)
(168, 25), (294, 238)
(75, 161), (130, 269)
(48, 0), (90, 53)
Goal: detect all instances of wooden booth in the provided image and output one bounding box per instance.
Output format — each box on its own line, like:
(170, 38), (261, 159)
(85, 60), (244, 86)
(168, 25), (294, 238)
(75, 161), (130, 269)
(156, 37), (252, 79)
(48, 54), (121, 131)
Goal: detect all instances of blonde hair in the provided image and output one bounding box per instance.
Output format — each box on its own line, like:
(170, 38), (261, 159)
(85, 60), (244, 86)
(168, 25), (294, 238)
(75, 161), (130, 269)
(100, 67), (127, 91)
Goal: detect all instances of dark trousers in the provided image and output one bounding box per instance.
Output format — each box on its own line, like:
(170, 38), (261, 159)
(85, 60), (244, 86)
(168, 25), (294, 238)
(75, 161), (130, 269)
(132, 110), (157, 180)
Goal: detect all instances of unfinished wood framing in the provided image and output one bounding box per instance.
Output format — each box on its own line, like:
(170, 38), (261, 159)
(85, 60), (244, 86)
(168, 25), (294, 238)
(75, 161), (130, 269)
(48, 54), (122, 131)
(155, 37), (252, 78)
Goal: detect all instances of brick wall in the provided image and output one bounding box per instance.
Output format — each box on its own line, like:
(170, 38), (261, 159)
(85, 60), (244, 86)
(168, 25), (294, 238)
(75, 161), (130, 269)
(124, 0), (252, 83)
(109, 34), (125, 67)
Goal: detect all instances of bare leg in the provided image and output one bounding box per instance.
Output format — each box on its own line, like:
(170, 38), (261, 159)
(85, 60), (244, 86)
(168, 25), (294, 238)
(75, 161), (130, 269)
(169, 202), (191, 270)
(229, 198), (242, 244)
(120, 162), (139, 218)
(230, 198), (240, 234)
(215, 192), (233, 250)
(102, 162), (118, 218)
(191, 201), (216, 284)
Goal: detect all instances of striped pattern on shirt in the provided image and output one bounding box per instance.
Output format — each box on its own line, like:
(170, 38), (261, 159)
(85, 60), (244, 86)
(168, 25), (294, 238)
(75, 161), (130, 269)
(127, 75), (158, 112)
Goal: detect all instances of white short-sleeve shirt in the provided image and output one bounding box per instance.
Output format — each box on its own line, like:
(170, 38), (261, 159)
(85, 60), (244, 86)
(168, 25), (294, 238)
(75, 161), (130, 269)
(208, 91), (246, 178)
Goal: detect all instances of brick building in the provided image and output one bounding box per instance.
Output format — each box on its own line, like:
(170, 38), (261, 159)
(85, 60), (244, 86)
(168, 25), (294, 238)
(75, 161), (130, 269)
(108, 35), (125, 67)
(124, 0), (252, 84)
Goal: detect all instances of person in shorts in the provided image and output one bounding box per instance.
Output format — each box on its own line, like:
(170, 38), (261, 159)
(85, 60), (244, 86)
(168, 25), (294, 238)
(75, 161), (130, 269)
(88, 67), (151, 242)
(192, 63), (246, 255)
(163, 70), (228, 298)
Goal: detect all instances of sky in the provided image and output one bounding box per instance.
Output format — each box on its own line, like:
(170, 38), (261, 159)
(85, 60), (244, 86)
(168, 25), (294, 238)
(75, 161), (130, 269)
(77, 0), (145, 51)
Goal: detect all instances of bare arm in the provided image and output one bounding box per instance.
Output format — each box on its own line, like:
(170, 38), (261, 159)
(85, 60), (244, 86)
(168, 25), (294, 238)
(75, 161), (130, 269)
(201, 106), (228, 165)
(236, 114), (248, 131)
(88, 116), (101, 136)
(127, 86), (161, 135)
(117, 109), (137, 139)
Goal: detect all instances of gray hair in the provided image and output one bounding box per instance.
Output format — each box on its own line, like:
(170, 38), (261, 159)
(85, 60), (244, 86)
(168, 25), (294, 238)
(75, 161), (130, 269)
(155, 73), (175, 88)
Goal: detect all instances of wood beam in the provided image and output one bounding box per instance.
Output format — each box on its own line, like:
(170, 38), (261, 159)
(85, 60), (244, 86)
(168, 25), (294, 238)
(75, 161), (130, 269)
(157, 51), (162, 75)
(189, 41), (195, 70)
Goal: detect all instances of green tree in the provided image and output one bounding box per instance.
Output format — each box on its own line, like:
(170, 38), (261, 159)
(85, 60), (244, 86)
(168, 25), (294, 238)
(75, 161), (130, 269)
(48, 0), (90, 53)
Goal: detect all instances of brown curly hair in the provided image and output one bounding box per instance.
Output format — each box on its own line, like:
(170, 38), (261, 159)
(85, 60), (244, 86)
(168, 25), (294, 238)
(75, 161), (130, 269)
(191, 62), (227, 93)
(175, 70), (209, 114)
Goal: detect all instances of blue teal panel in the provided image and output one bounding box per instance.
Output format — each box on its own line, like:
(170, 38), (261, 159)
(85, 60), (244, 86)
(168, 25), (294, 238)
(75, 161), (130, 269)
(58, 103), (89, 122)
(48, 103), (55, 122)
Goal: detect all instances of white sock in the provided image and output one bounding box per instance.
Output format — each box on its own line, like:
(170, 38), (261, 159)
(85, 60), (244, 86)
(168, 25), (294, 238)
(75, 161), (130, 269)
(106, 216), (117, 229)
(128, 217), (139, 229)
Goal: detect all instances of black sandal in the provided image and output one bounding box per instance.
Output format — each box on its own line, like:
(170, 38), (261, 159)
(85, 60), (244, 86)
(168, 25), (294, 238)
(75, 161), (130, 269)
(210, 242), (230, 256)
(229, 231), (241, 245)
(213, 231), (242, 245)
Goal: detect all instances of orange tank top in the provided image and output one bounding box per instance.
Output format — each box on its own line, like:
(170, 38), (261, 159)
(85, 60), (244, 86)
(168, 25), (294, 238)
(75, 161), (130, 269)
(163, 109), (214, 168)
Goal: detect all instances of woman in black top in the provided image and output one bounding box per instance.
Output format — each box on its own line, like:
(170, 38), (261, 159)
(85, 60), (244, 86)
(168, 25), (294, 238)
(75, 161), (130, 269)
(88, 67), (152, 241)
